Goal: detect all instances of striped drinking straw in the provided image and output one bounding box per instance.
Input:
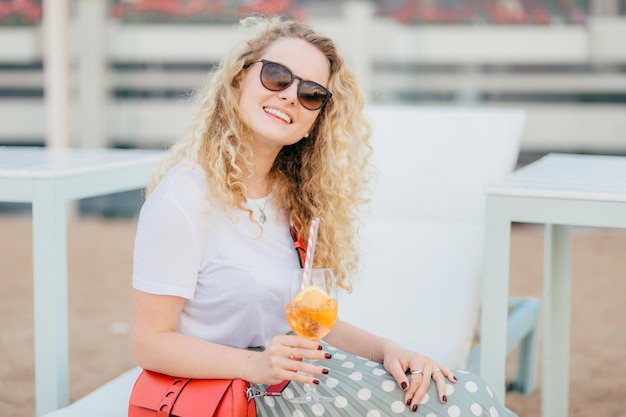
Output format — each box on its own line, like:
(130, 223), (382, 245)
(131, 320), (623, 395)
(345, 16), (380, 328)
(301, 217), (320, 288)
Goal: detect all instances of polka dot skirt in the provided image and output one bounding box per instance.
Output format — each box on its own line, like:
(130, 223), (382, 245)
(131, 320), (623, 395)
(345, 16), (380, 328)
(254, 343), (517, 417)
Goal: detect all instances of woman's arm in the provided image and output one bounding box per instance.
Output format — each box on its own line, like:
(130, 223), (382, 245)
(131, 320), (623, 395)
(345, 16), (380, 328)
(324, 319), (456, 407)
(323, 319), (399, 363)
(131, 289), (253, 379)
(131, 289), (328, 385)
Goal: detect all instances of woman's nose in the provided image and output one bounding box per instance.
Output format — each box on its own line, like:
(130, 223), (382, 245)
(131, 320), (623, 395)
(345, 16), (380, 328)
(277, 81), (299, 105)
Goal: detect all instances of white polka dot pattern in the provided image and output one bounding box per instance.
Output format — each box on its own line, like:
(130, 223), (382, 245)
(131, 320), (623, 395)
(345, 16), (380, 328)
(381, 380), (396, 392)
(391, 400), (406, 413)
(253, 342), (518, 417)
(311, 403), (325, 416)
(448, 405), (461, 417)
(349, 371), (362, 381)
(325, 377), (339, 388)
(358, 388), (372, 400)
(283, 387), (295, 399)
(334, 396), (348, 408)
(466, 381), (478, 393)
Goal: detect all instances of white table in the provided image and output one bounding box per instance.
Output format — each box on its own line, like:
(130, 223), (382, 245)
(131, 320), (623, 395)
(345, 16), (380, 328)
(0, 146), (166, 417)
(479, 153), (626, 417)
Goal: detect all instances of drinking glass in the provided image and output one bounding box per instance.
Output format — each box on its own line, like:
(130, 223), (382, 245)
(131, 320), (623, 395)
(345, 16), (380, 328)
(284, 268), (338, 403)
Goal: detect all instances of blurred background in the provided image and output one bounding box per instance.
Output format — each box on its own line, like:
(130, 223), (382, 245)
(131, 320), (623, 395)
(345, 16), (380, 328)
(1, 4), (626, 416)
(0, 0), (625, 214)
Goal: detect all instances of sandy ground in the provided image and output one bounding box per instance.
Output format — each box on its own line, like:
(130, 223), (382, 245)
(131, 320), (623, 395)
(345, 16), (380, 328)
(1, 214), (625, 417)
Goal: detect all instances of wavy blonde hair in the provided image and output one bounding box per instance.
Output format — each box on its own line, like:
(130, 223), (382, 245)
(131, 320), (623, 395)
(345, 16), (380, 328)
(148, 16), (372, 291)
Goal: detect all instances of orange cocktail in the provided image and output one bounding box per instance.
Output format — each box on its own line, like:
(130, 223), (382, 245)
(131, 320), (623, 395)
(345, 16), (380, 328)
(285, 286), (338, 340)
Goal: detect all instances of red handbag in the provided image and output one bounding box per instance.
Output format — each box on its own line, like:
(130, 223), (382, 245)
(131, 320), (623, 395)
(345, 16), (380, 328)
(128, 369), (256, 417)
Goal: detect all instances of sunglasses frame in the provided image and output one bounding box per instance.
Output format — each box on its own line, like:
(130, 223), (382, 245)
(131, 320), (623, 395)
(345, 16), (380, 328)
(244, 59), (332, 111)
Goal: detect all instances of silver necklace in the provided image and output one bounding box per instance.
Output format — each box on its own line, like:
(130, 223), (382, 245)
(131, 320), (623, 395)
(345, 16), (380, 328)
(251, 197), (268, 224)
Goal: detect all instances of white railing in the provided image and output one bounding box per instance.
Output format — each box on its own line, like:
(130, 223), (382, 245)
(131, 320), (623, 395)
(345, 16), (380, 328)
(0, 1), (625, 152)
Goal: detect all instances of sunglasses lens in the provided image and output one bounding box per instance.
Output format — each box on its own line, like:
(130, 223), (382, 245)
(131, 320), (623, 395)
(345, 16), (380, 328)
(299, 82), (328, 110)
(261, 62), (292, 91)
(258, 61), (330, 110)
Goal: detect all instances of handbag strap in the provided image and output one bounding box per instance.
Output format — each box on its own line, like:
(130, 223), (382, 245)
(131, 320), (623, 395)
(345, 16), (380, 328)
(247, 379), (290, 400)
(157, 377), (191, 417)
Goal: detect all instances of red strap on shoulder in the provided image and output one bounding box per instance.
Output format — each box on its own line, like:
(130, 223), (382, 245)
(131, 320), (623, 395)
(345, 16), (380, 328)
(290, 223), (307, 268)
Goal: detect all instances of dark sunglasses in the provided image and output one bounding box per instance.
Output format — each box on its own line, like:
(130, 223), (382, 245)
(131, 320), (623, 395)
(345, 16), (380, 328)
(243, 59), (332, 111)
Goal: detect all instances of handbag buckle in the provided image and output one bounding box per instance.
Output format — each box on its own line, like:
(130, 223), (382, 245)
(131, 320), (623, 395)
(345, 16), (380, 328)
(246, 385), (264, 400)
(246, 385), (284, 400)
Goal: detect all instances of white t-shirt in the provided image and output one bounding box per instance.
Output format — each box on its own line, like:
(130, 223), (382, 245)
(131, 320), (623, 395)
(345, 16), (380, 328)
(132, 161), (299, 349)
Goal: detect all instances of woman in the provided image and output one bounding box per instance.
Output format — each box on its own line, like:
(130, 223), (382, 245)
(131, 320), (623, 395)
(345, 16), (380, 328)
(131, 15), (516, 416)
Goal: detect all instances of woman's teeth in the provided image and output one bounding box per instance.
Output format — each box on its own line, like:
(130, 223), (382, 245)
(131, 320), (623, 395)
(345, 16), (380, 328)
(264, 107), (292, 124)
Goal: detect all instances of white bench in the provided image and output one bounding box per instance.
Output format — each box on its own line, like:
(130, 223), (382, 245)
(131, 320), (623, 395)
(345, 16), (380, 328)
(42, 105), (538, 416)
(341, 105), (538, 393)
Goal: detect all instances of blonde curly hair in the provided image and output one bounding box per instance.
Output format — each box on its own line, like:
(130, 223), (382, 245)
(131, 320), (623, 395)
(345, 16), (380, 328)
(148, 15), (372, 291)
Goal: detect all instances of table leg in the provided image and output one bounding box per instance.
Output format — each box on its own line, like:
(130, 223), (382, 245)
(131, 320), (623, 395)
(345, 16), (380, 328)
(32, 185), (69, 416)
(542, 224), (571, 417)
(480, 198), (511, 401)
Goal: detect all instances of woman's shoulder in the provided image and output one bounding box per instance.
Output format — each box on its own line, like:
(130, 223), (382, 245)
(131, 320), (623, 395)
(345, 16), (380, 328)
(148, 159), (211, 212)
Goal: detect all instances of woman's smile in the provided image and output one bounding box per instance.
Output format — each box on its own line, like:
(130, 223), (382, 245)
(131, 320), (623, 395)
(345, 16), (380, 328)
(264, 106), (293, 124)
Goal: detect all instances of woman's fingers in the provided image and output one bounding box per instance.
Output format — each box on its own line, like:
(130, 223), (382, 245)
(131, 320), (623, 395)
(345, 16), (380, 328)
(431, 366), (448, 403)
(278, 335), (330, 361)
(406, 361), (456, 409)
(402, 360), (430, 410)
(264, 335), (332, 382)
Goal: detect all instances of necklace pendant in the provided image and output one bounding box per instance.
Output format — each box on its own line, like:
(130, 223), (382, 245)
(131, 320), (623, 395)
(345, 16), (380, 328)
(259, 211), (267, 224)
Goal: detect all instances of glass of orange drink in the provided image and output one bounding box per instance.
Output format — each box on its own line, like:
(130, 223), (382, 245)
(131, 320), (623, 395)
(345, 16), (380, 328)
(285, 268), (338, 403)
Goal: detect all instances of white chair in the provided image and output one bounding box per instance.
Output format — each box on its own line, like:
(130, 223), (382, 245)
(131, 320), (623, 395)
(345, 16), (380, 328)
(42, 105), (538, 417)
(340, 105), (539, 395)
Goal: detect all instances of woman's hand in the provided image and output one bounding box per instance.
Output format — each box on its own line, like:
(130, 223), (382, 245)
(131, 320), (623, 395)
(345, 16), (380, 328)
(381, 342), (456, 412)
(246, 334), (332, 386)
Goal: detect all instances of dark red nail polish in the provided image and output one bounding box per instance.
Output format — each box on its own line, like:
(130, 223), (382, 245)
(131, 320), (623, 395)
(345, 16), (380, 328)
(313, 379), (320, 385)
(453, 376), (458, 382)
(317, 345), (323, 350)
(322, 368), (329, 375)
(401, 381), (408, 390)
(412, 404), (418, 412)
(406, 398), (412, 406)
(442, 395), (447, 403)
(324, 353), (332, 359)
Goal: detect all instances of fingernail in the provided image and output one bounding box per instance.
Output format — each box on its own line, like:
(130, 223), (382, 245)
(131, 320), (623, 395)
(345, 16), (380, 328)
(406, 398), (412, 406)
(322, 368), (329, 375)
(412, 404), (418, 412)
(442, 395), (447, 403)
(318, 345), (323, 350)
(401, 381), (408, 390)
(453, 376), (458, 382)
(313, 379), (320, 385)
(324, 353), (332, 359)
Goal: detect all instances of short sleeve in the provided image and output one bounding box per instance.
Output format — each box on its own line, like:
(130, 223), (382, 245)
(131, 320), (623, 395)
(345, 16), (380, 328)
(132, 194), (200, 299)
